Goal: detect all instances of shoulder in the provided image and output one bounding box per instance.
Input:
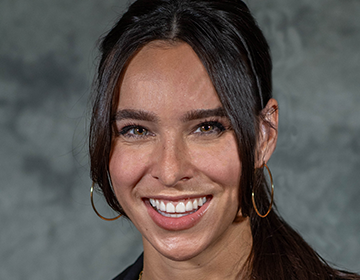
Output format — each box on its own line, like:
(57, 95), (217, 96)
(112, 254), (144, 280)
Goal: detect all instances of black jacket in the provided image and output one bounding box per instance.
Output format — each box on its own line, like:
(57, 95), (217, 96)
(112, 254), (143, 280)
(112, 253), (356, 280)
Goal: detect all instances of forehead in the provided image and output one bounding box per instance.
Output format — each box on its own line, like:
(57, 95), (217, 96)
(118, 41), (221, 112)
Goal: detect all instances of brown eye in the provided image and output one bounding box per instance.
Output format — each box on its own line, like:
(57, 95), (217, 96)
(119, 125), (151, 138)
(200, 124), (214, 132)
(134, 127), (147, 135)
(194, 121), (226, 135)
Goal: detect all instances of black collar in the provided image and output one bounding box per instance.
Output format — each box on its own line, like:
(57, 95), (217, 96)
(112, 253), (144, 280)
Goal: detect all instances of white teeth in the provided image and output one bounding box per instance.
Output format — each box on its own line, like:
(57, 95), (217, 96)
(193, 199), (198, 210)
(198, 198), (203, 206)
(166, 202), (175, 213)
(185, 201), (193, 211)
(175, 202), (186, 213)
(150, 196), (208, 216)
(160, 201), (166, 212)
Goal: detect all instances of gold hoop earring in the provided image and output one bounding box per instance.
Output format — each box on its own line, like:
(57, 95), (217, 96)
(90, 182), (121, 221)
(252, 163), (274, 218)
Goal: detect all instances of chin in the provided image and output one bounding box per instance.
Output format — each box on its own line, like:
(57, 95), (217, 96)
(160, 248), (203, 262)
(153, 236), (208, 262)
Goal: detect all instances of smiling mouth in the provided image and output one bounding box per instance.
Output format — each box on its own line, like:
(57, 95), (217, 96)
(149, 196), (208, 218)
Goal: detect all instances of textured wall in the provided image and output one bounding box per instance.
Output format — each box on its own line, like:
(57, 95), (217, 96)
(1, 0), (359, 279)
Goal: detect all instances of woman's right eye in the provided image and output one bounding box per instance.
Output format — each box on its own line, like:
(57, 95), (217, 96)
(119, 125), (151, 138)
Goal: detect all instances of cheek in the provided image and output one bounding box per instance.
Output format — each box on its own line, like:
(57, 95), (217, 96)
(192, 137), (241, 186)
(109, 144), (150, 194)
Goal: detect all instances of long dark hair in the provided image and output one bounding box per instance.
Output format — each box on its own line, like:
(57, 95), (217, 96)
(89, 0), (359, 279)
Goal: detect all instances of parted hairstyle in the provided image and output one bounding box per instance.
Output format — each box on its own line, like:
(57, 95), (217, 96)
(89, 0), (359, 279)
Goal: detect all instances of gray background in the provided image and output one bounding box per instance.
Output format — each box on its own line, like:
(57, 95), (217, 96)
(1, 0), (359, 279)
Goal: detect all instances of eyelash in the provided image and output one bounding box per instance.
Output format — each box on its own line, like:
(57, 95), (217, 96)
(193, 120), (227, 135)
(117, 119), (229, 139)
(118, 124), (153, 138)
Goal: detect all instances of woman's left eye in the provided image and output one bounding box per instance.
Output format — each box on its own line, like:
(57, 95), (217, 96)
(132, 127), (148, 135)
(193, 121), (226, 135)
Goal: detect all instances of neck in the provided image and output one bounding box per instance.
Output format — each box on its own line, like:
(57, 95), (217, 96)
(142, 217), (252, 280)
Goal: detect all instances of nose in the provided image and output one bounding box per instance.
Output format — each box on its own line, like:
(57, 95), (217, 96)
(150, 136), (193, 187)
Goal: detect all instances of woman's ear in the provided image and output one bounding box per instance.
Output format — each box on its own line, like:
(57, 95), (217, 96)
(255, 98), (279, 168)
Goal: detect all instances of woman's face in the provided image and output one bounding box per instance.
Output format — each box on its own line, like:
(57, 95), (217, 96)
(109, 41), (245, 261)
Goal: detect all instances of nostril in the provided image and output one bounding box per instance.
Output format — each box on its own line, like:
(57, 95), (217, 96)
(151, 173), (191, 187)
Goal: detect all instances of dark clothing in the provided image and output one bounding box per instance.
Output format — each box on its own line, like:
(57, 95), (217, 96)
(112, 254), (143, 280)
(112, 253), (356, 280)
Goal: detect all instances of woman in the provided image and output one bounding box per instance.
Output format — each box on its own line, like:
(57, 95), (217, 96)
(89, 0), (360, 279)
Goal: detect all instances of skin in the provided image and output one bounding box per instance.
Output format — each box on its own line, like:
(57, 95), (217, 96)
(109, 41), (278, 280)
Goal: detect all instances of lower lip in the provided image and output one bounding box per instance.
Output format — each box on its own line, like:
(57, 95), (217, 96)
(145, 197), (211, 231)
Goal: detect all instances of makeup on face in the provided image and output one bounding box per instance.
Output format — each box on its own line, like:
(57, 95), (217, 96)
(109, 42), (242, 261)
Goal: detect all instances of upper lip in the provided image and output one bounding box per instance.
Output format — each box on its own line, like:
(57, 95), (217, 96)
(143, 194), (211, 201)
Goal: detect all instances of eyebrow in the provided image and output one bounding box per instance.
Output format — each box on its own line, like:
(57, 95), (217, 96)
(113, 107), (227, 123)
(114, 109), (159, 122)
(181, 107), (227, 122)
